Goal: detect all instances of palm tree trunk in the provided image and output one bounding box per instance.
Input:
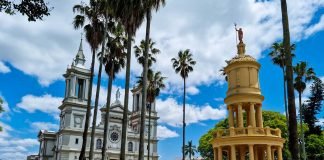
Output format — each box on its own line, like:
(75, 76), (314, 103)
(89, 54), (104, 160)
(182, 78), (186, 160)
(280, 0), (299, 159)
(139, 8), (151, 160)
(102, 57), (115, 160)
(79, 49), (96, 160)
(147, 102), (152, 160)
(282, 67), (289, 134)
(299, 92), (306, 160)
(120, 29), (133, 160)
(189, 147), (191, 160)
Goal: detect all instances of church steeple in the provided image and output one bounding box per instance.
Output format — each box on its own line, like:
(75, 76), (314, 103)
(73, 37), (86, 67)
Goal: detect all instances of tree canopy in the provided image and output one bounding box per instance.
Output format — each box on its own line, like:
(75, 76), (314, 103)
(198, 111), (290, 159)
(0, 0), (51, 21)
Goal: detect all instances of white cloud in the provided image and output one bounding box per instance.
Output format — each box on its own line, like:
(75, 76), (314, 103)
(0, 61), (10, 73)
(30, 122), (59, 132)
(304, 15), (324, 38)
(156, 98), (227, 127)
(315, 118), (324, 127)
(214, 97), (224, 102)
(157, 125), (179, 140)
(131, 0), (324, 92)
(0, 121), (38, 160)
(186, 86), (200, 95)
(16, 94), (62, 117)
(0, 0), (322, 87)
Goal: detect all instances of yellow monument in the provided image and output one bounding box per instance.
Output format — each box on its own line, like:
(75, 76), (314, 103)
(212, 28), (285, 160)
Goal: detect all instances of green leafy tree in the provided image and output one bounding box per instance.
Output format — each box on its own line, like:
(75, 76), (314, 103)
(1, 0), (51, 21)
(305, 133), (324, 160)
(72, 1), (105, 159)
(294, 61), (316, 160)
(279, 0), (299, 159)
(184, 140), (198, 160)
(171, 49), (196, 160)
(268, 42), (295, 131)
(304, 78), (323, 136)
(198, 111), (290, 160)
(138, 1), (165, 159)
(0, 97), (4, 132)
(113, 1), (146, 159)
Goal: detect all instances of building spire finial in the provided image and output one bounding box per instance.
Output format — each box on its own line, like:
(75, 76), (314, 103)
(73, 34), (86, 67)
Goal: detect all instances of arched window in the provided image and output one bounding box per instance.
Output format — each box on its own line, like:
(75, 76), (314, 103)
(128, 142), (133, 152)
(96, 139), (102, 149)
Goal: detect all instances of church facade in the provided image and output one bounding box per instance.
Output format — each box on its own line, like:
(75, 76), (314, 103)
(34, 40), (159, 160)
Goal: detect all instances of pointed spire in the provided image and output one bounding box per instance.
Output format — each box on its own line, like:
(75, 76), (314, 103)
(73, 34), (86, 67)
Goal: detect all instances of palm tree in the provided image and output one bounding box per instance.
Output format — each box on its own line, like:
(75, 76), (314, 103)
(137, 71), (166, 160)
(102, 22), (127, 160)
(139, 1), (165, 159)
(294, 61), (316, 160)
(280, 0), (299, 159)
(113, 1), (145, 159)
(184, 140), (197, 160)
(134, 38), (160, 69)
(73, 1), (104, 159)
(171, 49), (196, 160)
(268, 42), (295, 133)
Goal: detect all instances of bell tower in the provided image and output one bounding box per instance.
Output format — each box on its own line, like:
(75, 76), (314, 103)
(212, 31), (285, 160)
(59, 38), (91, 130)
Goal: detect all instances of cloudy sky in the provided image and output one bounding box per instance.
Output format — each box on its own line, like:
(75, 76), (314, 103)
(0, 0), (324, 159)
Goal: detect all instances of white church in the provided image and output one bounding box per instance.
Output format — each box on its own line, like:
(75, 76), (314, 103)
(30, 40), (159, 160)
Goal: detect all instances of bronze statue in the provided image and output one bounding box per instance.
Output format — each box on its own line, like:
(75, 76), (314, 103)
(235, 24), (243, 43)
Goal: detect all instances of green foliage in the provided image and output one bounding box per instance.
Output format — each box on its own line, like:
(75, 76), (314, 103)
(198, 111), (290, 159)
(0, 0), (51, 21)
(305, 133), (324, 159)
(304, 78), (324, 136)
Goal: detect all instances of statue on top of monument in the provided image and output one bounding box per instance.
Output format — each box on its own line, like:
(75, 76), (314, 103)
(235, 23), (243, 44)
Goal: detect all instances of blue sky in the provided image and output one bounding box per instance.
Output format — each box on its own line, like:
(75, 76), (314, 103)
(0, 0), (324, 159)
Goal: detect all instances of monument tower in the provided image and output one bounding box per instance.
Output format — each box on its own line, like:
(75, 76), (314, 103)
(212, 28), (285, 160)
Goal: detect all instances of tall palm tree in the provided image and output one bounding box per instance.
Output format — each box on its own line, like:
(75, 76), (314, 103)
(171, 49), (196, 160)
(134, 38), (160, 69)
(280, 0), (299, 159)
(184, 140), (197, 160)
(101, 22), (127, 160)
(139, 1), (165, 159)
(73, 1), (104, 159)
(294, 61), (316, 160)
(113, 1), (145, 159)
(137, 71), (166, 160)
(268, 42), (295, 133)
